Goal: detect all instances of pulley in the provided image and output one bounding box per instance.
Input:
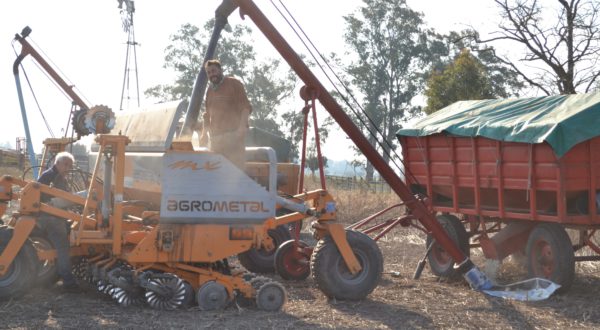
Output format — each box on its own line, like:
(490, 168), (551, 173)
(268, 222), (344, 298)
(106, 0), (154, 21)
(72, 105), (116, 137)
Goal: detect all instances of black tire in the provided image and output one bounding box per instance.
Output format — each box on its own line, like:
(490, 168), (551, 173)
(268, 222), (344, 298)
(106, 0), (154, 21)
(274, 239), (311, 281)
(238, 226), (291, 273)
(310, 230), (382, 300)
(0, 230), (39, 299)
(426, 214), (470, 279)
(525, 223), (575, 292)
(29, 235), (59, 287)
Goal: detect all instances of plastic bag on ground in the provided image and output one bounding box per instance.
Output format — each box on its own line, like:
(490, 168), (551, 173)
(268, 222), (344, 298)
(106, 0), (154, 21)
(482, 278), (560, 301)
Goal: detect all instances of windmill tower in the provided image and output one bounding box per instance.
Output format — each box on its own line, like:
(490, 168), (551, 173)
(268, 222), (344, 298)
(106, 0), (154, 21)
(118, 0), (140, 110)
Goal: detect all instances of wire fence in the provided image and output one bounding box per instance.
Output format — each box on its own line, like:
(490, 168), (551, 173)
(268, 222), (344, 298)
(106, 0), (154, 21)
(325, 174), (392, 193)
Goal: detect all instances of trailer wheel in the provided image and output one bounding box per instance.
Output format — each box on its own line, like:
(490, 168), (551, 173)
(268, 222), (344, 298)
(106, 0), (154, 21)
(426, 214), (470, 279)
(274, 239), (311, 281)
(0, 233), (39, 299)
(526, 223), (574, 292)
(238, 226), (291, 273)
(311, 230), (382, 300)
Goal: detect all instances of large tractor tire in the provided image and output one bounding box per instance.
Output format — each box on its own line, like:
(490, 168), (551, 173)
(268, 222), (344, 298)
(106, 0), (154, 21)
(525, 223), (574, 292)
(0, 227), (39, 299)
(426, 214), (470, 279)
(238, 226), (291, 273)
(310, 230), (383, 300)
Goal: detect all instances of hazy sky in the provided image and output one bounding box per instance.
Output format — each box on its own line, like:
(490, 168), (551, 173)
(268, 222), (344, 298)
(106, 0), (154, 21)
(0, 0), (499, 160)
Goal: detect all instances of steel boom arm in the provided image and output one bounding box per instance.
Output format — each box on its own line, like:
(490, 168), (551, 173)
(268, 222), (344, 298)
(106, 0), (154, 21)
(13, 27), (90, 111)
(232, 0), (473, 271)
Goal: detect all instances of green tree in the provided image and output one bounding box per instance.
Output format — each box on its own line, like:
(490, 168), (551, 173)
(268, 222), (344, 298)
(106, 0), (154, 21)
(278, 55), (336, 161)
(281, 100), (334, 162)
(305, 142), (328, 178)
(424, 49), (495, 114)
(443, 30), (523, 98)
(245, 61), (296, 135)
(343, 0), (445, 180)
(145, 21), (296, 138)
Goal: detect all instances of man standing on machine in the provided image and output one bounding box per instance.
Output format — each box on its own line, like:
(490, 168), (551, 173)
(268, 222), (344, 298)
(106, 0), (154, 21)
(198, 59), (252, 170)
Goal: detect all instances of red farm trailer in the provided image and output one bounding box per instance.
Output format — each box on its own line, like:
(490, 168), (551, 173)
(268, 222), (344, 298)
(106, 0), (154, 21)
(396, 93), (600, 291)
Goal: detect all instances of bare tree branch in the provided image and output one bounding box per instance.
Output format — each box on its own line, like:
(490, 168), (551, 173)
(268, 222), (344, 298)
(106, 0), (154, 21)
(474, 0), (600, 94)
(483, 47), (552, 95)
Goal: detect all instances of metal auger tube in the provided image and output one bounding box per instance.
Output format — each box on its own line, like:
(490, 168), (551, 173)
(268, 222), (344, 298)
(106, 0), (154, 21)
(180, 0), (238, 135)
(233, 0), (473, 273)
(275, 195), (310, 214)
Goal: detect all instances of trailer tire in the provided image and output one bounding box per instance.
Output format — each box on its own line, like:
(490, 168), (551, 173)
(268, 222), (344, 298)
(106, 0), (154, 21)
(0, 231), (39, 299)
(525, 223), (574, 292)
(238, 226), (291, 273)
(426, 214), (470, 279)
(311, 230), (382, 300)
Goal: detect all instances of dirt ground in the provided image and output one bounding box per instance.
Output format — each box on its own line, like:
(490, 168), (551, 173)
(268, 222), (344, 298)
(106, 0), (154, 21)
(2, 226), (600, 330)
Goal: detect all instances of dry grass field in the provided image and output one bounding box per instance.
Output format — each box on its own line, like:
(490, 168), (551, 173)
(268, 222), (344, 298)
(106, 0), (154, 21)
(2, 172), (600, 329)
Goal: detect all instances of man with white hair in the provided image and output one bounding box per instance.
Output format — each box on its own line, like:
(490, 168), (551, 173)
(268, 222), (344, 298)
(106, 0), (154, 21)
(37, 151), (78, 291)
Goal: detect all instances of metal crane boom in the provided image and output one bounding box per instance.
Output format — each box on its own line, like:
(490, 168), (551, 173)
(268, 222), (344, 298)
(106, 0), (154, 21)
(229, 0), (485, 279)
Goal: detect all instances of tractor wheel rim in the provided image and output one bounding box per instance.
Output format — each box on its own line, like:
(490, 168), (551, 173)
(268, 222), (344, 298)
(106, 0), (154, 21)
(282, 247), (309, 276)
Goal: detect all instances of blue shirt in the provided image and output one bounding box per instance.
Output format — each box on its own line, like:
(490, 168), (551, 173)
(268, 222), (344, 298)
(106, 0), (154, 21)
(37, 165), (70, 202)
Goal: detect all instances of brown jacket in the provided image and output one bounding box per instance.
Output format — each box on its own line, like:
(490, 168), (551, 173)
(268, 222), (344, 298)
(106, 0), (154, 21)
(205, 76), (252, 136)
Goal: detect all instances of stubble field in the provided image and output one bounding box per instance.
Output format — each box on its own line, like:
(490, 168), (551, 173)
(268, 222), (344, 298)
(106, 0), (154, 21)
(2, 179), (600, 329)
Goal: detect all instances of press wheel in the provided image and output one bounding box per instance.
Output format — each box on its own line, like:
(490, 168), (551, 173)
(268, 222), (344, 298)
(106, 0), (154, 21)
(196, 281), (229, 311)
(256, 281), (287, 311)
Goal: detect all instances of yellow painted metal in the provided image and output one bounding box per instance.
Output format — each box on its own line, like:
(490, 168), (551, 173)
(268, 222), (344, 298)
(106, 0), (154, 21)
(38, 137), (75, 178)
(36, 249), (56, 261)
(124, 224), (261, 263)
(0, 216), (35, 276)
(0, 127), (364, 303)
(149, 262), (254, 297)
(77, 140), (105, 246)
(0, 176), (26, 201)
(246, 162), (300, 196)
(324, 223), (362, 274)
(14, 182), (100, 231)
(98, 135), (131, 255)
(273, 212), (304, 227)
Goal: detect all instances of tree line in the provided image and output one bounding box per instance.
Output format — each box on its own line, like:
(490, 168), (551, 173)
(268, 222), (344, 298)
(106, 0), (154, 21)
(145, 0), (600, 181)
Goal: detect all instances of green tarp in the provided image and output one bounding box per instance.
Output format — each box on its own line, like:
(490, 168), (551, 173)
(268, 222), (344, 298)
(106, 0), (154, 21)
(396, 93), (600, 157)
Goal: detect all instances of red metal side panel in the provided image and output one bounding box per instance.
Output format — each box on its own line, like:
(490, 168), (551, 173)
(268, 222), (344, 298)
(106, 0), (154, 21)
(400, 134), (600, 226)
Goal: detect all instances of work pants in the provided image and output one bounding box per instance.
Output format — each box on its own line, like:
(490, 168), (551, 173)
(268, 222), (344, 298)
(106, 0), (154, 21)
(38, 214), (76, 285)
